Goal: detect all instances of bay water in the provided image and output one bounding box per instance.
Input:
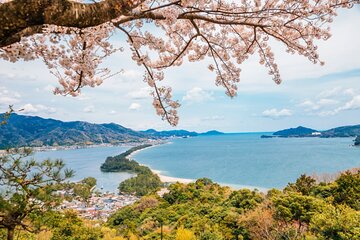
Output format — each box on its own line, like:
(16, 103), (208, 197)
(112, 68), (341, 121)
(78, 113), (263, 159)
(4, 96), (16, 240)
(33, 133), (360, 192)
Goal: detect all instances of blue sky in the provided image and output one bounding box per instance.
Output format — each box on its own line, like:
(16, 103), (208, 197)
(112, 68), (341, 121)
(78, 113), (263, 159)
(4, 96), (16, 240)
(0, 8), (359, 132)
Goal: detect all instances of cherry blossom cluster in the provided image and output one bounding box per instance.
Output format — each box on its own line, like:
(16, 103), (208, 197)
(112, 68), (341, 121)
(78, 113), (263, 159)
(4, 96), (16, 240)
(0, 22), (118, 96)
(1, 0), (359, 125)
(114, 0), (359, 125)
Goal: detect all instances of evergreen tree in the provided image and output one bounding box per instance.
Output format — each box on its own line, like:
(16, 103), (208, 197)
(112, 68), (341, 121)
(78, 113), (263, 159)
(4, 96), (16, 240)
(0, 148), (73, 240)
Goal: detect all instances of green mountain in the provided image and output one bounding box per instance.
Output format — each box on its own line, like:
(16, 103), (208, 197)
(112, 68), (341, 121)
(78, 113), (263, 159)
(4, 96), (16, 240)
(273, 126), (318, 137)
(0, 114), (225, 149)
(321, 125), (360, 138)
(271, 124), (360, 138)
(199, 130), (225, 136)
(0, 113), (149, 149)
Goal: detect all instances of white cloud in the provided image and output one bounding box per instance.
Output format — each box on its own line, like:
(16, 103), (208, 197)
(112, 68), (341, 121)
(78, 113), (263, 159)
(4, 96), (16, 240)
(318, 110), (338, 117)
(76, 94), (91, 101)
(43, 85), (55, 92)
(127, 87), (151, 99)
(317, 87), (357, 99)
(262, 108), (292, 119)
(343, 88), (356, 96)
(20, 103), (56, 114)
(128, 103), (141, 110)
(109, 110), (117, 115)
(0, 96), (20, 105)
(182, 87), (213, 103)
(317, 87), (343, 98)
(21, 103), (38, 113)
(299, 87), (360, 117)
(318, 98), (339, 106)
(337, 95), (360, 111)
(300, 98), (339, 112)
(202, 115), (225, 121)
(309, 95), (360, 117)
(299, 100), (314, 107)
(83, 105), (95, 113)
(0, 87), (21, 105)
(120, 70), (143, 82)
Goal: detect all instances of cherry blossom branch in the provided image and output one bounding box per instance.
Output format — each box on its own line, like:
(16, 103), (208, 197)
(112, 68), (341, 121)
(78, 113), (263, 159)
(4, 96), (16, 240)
(1, 0), (359, 126)
(117, 25), (180, 126)
(0, 0), (144, 47)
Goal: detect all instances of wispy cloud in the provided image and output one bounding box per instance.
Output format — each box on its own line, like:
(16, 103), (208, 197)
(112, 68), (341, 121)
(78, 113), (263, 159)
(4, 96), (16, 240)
(202, 115), (225, 121)
(299, 98), (339, 111)
(317, 94), (360, 116)
(128, 103), (141, 111)
(127, 87), (151, 99)
(337, 95), (360, 111)
(299, 87), (360, 117)
(262, 108), (292, 119)
(83, 105), (95, 113)
(21, 103), (56, 114)
(182, 87), (213, 103)
(0, 86), (21, 105)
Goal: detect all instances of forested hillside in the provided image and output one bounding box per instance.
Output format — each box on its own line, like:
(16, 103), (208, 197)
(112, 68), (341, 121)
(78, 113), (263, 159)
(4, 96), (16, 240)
(108, 172), (360, 239)
(0, 113), (148, 148)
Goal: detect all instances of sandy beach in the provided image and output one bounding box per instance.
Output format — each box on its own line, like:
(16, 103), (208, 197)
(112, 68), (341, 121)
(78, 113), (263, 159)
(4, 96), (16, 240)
(127, 143), (195, 184)
(152, 169), (194, 184)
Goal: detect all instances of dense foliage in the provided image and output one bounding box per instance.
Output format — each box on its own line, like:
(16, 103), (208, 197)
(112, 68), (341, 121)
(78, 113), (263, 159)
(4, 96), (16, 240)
(108, 172), (360, 239)
(100, 144), (152, 172)
(1, 165), (359, 239)
(0, 210), (106, 240)
(100, 144), (162, 196)
(0, 148), (74, 240)
(72, 177), (97, 203)
(118, 172), (162, 197)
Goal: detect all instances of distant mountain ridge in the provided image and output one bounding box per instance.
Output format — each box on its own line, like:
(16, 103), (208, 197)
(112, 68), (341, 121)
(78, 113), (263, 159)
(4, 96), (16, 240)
(0, 113), (224, 149)
(140, 129), (198, 138)
(140, 129), (225, 137)
(321, 125), (360, 138)
(0, 113), (150, 149)
(268, 125), (360, 138)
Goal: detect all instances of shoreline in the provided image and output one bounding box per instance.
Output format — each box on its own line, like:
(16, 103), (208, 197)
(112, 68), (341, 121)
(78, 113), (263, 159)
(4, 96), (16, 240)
(126, 142), (165, 160)
(0, 140), (165, 154)
(127, 142), (268, 190)
(152, 169), (195, 184)
(153, 169), (268, 192)
(127, 142), (195, 184)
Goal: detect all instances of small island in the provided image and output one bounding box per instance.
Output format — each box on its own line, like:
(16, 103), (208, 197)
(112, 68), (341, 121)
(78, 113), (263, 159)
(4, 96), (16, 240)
(100, 144), (162, 196)
(355, 136), (360, 146)
(262, 124), (360, 138)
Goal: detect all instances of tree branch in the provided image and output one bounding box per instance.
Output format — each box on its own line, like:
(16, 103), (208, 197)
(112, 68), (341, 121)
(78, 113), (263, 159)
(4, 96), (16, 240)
(0, 0), (142, 47)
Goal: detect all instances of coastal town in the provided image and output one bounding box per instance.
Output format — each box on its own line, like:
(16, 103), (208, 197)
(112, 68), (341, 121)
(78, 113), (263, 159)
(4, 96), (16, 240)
(56, 187), (171, 221)
(56, 189), (140, 221)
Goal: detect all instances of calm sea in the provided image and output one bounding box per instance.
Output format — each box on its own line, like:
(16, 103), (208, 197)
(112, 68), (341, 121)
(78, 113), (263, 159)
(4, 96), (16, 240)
(33, 133), (360, 192)
(132, 133), (360, 190)
(33, 146), (133, 192)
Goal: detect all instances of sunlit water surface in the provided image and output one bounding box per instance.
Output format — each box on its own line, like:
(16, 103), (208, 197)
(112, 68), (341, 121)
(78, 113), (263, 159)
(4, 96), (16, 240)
(34, 134), (360, 192)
